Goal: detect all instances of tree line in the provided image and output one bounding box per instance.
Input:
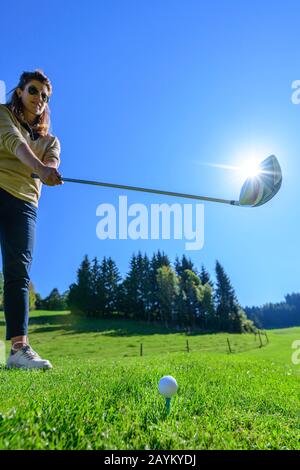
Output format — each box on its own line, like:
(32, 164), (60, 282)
(0, 272), (68, 312)
(1, 252), (254, 332)
(1, 254), (299, 331)
(245, 293), (300, 329)
(66, 251), (255, 333)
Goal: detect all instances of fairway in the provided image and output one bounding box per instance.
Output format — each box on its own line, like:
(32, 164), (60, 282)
(1, 310), (300, 450)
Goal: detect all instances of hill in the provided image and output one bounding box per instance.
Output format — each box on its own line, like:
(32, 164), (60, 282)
(0, 310), (300, 450)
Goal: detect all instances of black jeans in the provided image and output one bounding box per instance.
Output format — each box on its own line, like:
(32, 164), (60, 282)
(0, 187), (37, 340)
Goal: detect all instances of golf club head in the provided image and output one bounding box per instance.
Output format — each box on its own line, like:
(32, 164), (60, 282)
(239, 155), (282, 207)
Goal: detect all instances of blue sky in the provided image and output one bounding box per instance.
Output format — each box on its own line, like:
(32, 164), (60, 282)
(0, 0), (299, 307)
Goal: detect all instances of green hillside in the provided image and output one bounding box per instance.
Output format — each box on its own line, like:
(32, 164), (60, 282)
(0, 310), (299, 450)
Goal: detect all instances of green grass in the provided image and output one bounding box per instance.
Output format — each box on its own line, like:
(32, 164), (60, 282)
(0, 310), (300, 450)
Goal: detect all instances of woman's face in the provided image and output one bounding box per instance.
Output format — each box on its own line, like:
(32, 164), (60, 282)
(17, 80), (50, 118)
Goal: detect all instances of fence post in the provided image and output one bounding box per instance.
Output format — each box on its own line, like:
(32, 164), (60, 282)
(186, 339), (190, 353)
(264, 331), (269, 344)
(140, 343), (143, 356)
(227, 338), (232, 353)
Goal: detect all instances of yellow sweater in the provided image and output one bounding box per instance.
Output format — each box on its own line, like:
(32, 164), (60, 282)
(0, 104), (61, 207)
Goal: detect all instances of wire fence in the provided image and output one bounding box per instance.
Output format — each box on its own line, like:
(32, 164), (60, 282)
(121, 330), (269, 358)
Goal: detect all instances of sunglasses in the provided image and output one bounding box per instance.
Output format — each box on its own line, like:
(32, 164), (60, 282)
(27, 85), (50, 103)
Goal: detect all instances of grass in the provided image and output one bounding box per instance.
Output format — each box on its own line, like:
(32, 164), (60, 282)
(0, 310), (300, 450)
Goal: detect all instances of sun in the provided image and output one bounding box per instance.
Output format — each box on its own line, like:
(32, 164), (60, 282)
(240, 160), (261, 179)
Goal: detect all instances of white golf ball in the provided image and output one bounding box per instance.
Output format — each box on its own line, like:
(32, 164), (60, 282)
(158, 375), (178, 398)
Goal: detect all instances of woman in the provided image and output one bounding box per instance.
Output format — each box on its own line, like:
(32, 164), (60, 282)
(0, 69), (63, 369)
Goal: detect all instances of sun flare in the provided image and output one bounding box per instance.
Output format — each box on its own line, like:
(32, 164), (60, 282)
(240, 160), (261, 179)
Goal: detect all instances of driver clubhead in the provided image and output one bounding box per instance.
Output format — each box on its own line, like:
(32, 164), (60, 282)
(239, 155), (282, 207)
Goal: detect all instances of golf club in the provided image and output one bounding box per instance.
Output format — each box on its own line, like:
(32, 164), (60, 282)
(31, 155), (282, 208)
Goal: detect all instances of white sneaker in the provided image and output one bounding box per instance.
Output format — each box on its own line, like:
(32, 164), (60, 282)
(6, 345), (52, 370)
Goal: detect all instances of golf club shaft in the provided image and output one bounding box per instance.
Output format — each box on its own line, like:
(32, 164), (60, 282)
(31, 173), (238, 206)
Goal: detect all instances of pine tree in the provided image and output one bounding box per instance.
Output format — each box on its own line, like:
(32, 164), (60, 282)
(105, 257), (122, 316)
(90, 256), (102, 315)
(142, 253), (153, 322)
(68, 255), (94, 316)
(98, 257), (109, 316)
(135, 252), (147, 320)
(91, 256), (121, 317)
(285, 293), (300, 310)
(157, 250), (171, 267)
(215, 260), (246, 332)
(120, 254), (144, 319)
(199, 265), (214, 288)
(175, 255), (197, 281)
(130, 251), (153, 321)
(149, 251), (171, 322)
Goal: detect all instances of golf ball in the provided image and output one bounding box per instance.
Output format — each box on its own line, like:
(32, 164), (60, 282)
(158, 375), (178, 398)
